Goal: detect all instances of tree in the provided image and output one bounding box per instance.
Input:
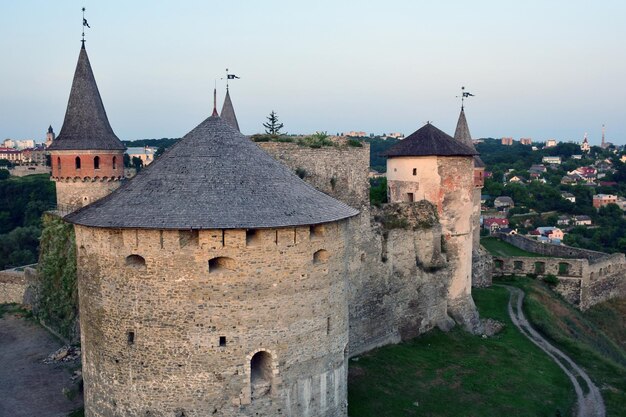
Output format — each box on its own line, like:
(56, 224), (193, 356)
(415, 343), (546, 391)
(132, 156), (144, 172)
(263, 111), (284, 136)
(155, 146), (166, 158)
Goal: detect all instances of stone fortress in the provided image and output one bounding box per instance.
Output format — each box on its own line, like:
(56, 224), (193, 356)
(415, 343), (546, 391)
(24, 38), (490, 417)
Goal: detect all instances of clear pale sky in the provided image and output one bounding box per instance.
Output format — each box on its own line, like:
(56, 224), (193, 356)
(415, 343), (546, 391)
(1, 1), (625, 144)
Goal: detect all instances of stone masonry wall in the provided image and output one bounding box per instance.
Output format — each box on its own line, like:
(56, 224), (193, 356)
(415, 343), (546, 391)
(75, 221), (351, 417)
(345, 204), (458, 356)
(55, 179), (122, 211)
(496, 233), (607, 261)
(259, 142), (370, 208)
(0, 268), (29, 304)
(490, 238), (626, 309)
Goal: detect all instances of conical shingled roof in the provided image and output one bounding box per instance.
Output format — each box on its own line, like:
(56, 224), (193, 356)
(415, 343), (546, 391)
(383, 123), (477, 158)
(453, 108), (485, 168)
(220, 88), (240, 132)
(47, 45), (125, 151)
(65, 115), (359, 229)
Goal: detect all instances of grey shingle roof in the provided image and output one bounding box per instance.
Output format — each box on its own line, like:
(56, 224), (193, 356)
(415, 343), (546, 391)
(220, 88), (240, 132)
(47, 45), (125, 151)
(65, 115), (359, 229)
(383, 122), (477, 157)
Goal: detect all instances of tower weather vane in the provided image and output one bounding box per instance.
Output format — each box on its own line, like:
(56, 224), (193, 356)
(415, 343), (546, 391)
(81, 7), (90, 45)
(457, 86), (475, 110)
(222, 68), (240, 89)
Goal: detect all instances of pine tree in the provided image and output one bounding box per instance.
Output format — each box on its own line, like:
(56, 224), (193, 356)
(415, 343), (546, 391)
(263, 111), (284, 136)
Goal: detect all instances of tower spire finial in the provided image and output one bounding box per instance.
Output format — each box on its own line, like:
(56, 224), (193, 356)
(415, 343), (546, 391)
(458, 86), (475, 111)
(81, 7), (90, 48)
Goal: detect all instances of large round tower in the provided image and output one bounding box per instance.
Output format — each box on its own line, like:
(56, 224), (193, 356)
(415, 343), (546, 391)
(48, 43), (125, 211)
(65, 113), (358, 416)
(384, 123), (480, 330)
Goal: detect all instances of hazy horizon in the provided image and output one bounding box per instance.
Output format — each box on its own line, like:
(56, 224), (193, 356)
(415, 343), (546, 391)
(1, 1), (625, 145)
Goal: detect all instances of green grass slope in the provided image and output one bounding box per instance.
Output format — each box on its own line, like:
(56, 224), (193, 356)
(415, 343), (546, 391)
(348, 286), (575, 416)
(500, 276), (626, 417)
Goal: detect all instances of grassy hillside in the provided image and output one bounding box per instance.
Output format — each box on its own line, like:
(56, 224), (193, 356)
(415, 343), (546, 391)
(500, 276), (626, 417)
(348, 286), (575, 416)
(481, 236), (546, 257)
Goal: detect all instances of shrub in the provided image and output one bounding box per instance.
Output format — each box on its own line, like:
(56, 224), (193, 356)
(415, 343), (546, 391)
(348, 139), (363, 147)
(295, 167), (307, 179)
(543, 274), (559, 287)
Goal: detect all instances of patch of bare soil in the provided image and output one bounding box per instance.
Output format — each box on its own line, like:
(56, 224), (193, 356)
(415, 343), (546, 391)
(0, 313), (82, 417)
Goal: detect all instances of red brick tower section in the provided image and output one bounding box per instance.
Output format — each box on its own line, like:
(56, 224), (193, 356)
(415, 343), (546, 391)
(48, 43), (125, 211)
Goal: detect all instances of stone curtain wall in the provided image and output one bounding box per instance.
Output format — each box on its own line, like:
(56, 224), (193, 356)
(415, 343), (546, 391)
(9, 166), (52, 177)
(491, 241), (626, 309)
(74, 222), (350, 417)
(582, 253), (626, 309)
(492, 255), (586, 306)
(259, 142), (370, 208)
(345, 204), (462, 357)
(496, 233), (607, 261)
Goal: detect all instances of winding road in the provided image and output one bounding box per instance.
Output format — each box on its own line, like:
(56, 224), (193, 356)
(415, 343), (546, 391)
(500, 285), (605, 417)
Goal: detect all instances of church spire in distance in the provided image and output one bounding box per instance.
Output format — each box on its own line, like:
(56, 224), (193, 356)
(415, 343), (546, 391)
(212, 84), (219, 117)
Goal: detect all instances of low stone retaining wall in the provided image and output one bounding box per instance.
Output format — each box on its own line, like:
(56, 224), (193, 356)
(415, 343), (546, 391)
(495, 233), (606, 261)
(0, 266), (36, 304)
(490, 236), (626, 310)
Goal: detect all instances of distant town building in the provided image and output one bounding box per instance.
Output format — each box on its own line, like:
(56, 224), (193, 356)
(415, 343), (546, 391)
(593, 194), (617, 208)
(501, 137), (513, 145)
(535, 227), (564, 243)
(126, 146), (157, 166)
(561, 192), (576, 203)
(580, 133), (590, 153)
(573, 215), (592, 226)
(545, 139), (558, 148)
(557, 215), (571, 226)
(542, 156), (562, 165)
(484, 217), (509, 233)
(21, 145), (47, 166)
(572, 154), (583, 160)
(385, 132), (404, 139)
(494, 196), (514, 210)
(344, 131), (367, 138)
(519, 137), (532, 145)
(0, 147), (22, 163)
(2, 139), (15, 148)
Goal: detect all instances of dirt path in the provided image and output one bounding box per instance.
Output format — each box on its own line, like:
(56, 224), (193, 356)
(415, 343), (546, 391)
(500, 285), (605, 417)
(0, 312), (82, 417)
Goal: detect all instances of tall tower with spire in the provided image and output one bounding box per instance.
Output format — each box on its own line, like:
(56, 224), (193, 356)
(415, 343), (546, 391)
(601, 124), (607, 149)
(45, 125), (55, 148)
(453, 100), (486, 285)
(47, 42), (126, 211)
